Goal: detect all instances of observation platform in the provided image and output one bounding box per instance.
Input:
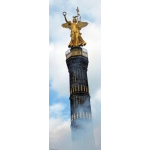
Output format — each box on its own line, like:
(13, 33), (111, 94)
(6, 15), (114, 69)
(65, 46), (88, 60)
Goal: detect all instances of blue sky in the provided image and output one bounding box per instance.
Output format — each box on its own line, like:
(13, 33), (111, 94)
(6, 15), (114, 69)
(49, 0), (101, 150)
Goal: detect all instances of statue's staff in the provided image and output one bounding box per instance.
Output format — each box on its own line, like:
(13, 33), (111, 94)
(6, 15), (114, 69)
(76, 7), (81, 21)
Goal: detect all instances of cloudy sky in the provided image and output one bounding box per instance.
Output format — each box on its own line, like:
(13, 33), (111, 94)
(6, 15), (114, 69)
(1, 0), (150, 150)
(49, 0), (101, 150)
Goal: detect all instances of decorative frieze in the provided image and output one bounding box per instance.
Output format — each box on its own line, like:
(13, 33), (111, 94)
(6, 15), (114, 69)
(70, 85), (89, 94)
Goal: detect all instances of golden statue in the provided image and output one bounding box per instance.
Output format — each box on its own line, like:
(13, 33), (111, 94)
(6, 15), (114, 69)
(62, 7), (88, 48)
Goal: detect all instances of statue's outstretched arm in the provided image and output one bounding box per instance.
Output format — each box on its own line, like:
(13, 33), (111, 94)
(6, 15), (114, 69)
(64, 15), (68, 23)
(63, 12), (71, 25)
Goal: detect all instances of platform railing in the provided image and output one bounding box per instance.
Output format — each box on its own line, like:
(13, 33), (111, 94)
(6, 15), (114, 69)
(65, 47), (88, 59)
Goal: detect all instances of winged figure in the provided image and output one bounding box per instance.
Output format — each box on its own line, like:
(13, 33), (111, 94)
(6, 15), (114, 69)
(62, 12), (88, 48)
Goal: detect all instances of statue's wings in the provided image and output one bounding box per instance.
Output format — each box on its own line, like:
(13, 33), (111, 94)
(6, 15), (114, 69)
(61, 22), (71, 29)
(78, 21), (88, 29)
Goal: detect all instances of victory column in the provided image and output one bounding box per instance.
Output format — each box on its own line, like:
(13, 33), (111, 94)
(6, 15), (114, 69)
(62, 7), (95, 150)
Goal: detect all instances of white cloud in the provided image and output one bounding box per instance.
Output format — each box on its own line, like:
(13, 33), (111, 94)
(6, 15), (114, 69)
(49, 90), (101, 150)
(49, 103), (66, 117)
(94, 88), (101, 102)
(91, 89), (101, 150)
(49, 44), (69, 97)
(49, 117), (72, 150)
(49, 103), (71, 150)
(49, 0), (101, 24)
